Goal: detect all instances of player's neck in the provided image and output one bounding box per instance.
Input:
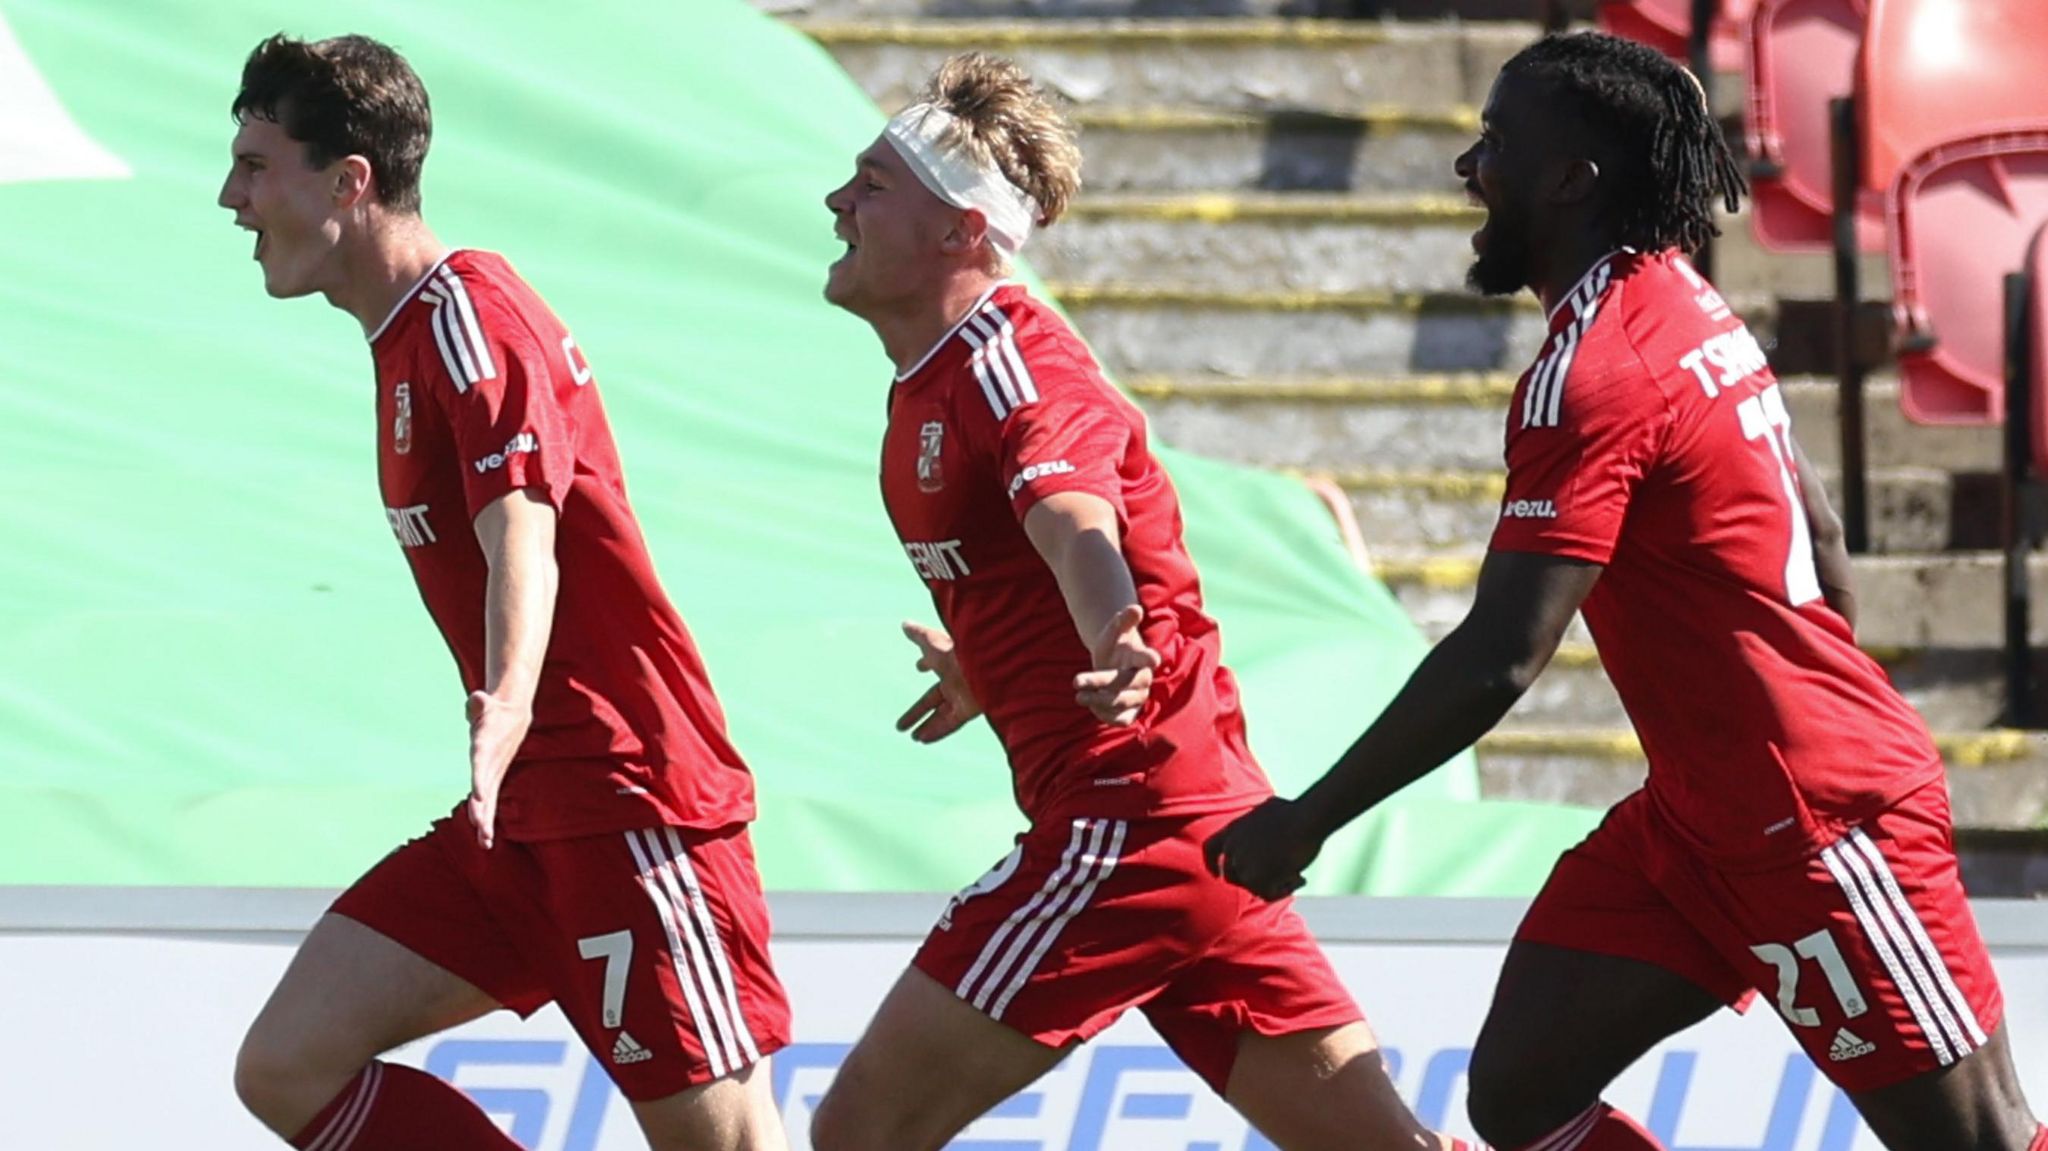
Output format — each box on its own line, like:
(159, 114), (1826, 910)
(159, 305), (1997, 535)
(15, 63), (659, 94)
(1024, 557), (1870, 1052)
(1534, 231), (1621, 317)
(875, 272), (1005, 376)
(330, 214), (451, 338)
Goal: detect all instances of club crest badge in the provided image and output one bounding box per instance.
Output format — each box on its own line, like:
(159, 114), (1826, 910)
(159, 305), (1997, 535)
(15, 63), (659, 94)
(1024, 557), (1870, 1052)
(916, 420), (946, 493)
(393, 382), (414, 455)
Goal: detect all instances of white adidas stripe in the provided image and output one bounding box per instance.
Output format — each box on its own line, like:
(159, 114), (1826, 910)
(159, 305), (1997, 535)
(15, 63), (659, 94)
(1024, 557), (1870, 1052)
(1847, 829), (1986, 1048)
(960, 306), (1039, 421)
(968, 819), (1112, 1012)
(435, 266), (496, 381)
(956, 821), (1089, 1003)
(663, 826), (763, 1065)
(307, 1059), (382, 1151)
(1821, 831), (1982, 1066)
(971, 308), (1039, 407)
(1526, 1101), (1602, 1151)
(990, 820), (1126, 1019)
(642, 829), (757, 1074)
(625, 829), (730, 1077)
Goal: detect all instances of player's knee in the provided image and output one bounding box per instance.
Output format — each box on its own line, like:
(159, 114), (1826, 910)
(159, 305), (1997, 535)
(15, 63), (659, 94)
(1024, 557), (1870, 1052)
(1464, 1043), (1559, 1148)
(233, 1018), (352, 1136)
(232, 1025), (303, 1132)
(810, 1077), (910, 1151)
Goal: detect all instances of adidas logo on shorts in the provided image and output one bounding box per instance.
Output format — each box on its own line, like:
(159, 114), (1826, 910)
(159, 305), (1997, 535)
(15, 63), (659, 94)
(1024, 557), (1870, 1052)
(1829, 1027), (1876, 1062)
(613, 1030), (654, 1065)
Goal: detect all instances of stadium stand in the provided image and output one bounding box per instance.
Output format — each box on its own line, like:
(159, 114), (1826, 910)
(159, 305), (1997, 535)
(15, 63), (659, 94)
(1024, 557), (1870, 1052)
(1743, 0), (1876, 253)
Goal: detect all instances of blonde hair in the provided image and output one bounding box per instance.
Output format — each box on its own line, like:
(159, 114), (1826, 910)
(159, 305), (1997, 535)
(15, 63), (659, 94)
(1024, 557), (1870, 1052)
(920, 53), (1082, 232)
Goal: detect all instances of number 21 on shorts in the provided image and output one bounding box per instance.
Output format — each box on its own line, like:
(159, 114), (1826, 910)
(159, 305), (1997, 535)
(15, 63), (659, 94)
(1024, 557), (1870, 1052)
(1752, 927), (1868, 1026)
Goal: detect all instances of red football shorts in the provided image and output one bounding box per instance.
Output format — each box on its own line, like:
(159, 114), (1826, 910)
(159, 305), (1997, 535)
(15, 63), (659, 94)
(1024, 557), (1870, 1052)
(331, 813), (791, 1100)
(913, 809), (1363, 1092)
(1517, 782), (2003, 1092)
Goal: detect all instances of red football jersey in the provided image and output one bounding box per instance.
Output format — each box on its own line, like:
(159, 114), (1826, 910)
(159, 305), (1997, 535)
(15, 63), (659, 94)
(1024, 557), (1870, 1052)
(879, 283), (1271, 825)
(370, 249), (754, 839)
(1491, 248), (1943, 865)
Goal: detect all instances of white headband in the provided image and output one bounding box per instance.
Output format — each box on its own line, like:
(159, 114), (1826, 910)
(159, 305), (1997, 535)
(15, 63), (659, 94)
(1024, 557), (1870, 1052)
(883, 102), (1041, 255)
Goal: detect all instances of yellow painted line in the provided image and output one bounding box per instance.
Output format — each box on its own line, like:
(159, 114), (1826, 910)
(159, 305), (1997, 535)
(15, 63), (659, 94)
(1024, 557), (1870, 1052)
(1315, 469), (1505, 500)
(1124, 372), (1518, 404)
(1478, 730), (1644, 758)
(792, 19), (1392, 47)
(1941, 729), (2037, 766)
(1070, 105), (1481, 134)
(1476, 728), (2035, 765)
(1370, 554), (1482, 588)
(1069, 192), (1480, 225)
(1048, 283), (1534, 313)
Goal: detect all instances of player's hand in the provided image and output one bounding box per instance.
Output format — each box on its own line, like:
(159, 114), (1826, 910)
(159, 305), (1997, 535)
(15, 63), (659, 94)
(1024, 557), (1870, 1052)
(897, 621), (982, 744)
(466, 689), (531, 849)
(1203, 797), (1324, 901)
(1073, 605), (1160, 726)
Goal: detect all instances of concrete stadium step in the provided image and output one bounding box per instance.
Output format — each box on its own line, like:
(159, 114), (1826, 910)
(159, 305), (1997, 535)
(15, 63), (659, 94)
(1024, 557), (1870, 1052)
(1071, 105), (1476, 193)
(1373, 552), (2048, 652)
(790, 19), (1529, 114)
(1495, 642), (2012, 730)
(1127, 373), (2004, 475)
(1316, 465), (1954, 555)
(1047, 193), (1883, 300)
(1048, 192), (1479, 293)
(1057, 284), (1780, 377)
(1473, 729), (2048, 827)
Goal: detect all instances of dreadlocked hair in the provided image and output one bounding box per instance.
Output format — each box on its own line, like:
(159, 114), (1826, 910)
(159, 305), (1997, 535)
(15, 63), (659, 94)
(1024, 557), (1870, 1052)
(1501, 32), (1746, 254)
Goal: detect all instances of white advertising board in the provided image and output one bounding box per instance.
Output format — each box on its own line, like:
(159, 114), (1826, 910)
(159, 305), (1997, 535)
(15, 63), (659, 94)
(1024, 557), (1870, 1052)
(3, 892), (2046, 1150)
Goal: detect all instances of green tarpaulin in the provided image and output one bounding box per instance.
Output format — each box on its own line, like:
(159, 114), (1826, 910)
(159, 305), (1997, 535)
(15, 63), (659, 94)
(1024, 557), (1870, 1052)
(0, 0), (1597, 890)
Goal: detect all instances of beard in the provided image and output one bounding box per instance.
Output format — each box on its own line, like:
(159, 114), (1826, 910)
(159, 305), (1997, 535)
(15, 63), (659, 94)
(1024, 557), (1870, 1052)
(1466, 205), (1533, 297)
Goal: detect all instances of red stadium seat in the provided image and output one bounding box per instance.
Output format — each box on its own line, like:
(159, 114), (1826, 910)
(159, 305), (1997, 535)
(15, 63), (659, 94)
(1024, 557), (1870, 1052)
(1743, 0), (1879, 252)
(1889, 131), (2048, 424)
(1861, 0), (2048, 424)
(1861, 0), (2048, 198)
(1597, 0), (1756, 71)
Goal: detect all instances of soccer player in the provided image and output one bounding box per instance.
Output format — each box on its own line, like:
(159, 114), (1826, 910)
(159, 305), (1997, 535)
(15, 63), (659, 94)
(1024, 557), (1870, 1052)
(811, 52), (1474, 1151)
(1205, 32), (2046, 1151)
(218, 35), (790, 1151)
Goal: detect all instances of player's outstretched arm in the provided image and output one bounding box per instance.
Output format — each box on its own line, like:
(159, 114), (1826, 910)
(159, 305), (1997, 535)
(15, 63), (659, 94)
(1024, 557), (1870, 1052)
(1792, 437), (1857, 631)
(1022, 491), (1161, 726)
(467, 487), (560, 848)
(1207, 550), (1600, 899)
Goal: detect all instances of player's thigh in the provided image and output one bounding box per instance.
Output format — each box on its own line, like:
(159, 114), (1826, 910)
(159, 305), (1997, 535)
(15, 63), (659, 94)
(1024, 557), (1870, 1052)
(235, 912), (505, 1133)
(1849, 1024), (2041, 1151)
(1469, 804), (1738, 1144)
(1227, 1021), (1441, 1151)
(1709, 789), (2016, 1128)
(242, 821), (534, 1083)
(531, 826), (792, 1107)
(630, 1059), (788, 1151)
(813, 966), (1068, 1151)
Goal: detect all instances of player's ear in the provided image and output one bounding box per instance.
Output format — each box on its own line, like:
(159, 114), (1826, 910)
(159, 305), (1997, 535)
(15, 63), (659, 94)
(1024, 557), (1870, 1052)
(333, 154), (375, 209)
(942, 207), (992, 257)
(1554, 156), (1600, 207)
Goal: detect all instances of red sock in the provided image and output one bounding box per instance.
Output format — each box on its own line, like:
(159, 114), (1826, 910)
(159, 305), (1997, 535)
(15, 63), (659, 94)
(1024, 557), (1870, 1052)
(290, 1062), (523, 1151)
(1508, 1103), (1664, 1151)
(2030, 1123), (2047, 1151)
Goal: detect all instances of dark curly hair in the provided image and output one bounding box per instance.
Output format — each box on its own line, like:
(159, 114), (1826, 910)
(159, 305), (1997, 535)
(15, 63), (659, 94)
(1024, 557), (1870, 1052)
(231, 34), (431, 214)
(1502, 32), (1746, 254)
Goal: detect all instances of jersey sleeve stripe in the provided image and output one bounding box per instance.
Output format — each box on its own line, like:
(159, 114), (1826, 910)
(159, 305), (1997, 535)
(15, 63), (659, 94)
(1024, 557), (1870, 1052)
(434, 266), (498, 383)
(429, 301), (472, 394)
(983, 306), (1041, 405)
(1543, 315), (1585, 428)
(962, 315), (1025, 418)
